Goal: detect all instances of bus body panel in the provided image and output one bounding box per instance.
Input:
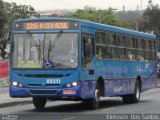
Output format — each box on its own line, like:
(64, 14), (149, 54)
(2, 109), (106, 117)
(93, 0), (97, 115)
(10, 70), (81, 97)
(96, 60), (157, 96)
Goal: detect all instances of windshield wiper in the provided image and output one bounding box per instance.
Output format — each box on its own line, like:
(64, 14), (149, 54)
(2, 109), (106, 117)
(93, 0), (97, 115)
(47, 30), (63, 59)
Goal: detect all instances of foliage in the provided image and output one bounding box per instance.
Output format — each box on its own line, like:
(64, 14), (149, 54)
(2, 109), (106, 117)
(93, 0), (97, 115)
(142, 0), (160, 33)
(0, 0), (6, 37)
(4, 2), (40, 34)
(0, 37), (7, 59)
(68, 6), (130, 28)
(0, 1), (40, 59)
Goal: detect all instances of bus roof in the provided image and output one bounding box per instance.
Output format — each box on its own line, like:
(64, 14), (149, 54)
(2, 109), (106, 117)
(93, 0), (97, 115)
(14, 17), (156, 40)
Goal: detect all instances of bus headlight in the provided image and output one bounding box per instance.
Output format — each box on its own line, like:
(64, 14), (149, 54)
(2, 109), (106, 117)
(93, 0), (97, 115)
(65, 82), (80, 88)
(72, 82), (78, 87)
(12, 81), (18, 86)
(11, 81), (23, 87)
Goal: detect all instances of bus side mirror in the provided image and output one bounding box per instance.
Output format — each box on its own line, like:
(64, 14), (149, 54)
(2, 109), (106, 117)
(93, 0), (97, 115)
(4, 44), (10, 59)
(5, 44), (10, 54)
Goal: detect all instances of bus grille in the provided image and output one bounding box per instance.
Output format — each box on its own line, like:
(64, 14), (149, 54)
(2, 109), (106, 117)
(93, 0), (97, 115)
(19, 74), (63, 78)
(27, 84), (60, 87)
(29, 90), (58, 94)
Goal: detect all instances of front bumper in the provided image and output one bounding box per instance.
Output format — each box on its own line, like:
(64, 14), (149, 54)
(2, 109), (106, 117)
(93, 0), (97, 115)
(9, 85), (81, 98)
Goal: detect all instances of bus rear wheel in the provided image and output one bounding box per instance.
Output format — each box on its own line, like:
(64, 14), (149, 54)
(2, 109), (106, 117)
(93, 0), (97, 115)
(122, 80), (140, 104)
(33, 97), (47, 109)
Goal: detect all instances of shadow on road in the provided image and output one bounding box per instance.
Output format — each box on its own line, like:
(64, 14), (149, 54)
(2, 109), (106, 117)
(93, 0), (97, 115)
(29, 99), (127, 113)
(21, 97), (153, 114)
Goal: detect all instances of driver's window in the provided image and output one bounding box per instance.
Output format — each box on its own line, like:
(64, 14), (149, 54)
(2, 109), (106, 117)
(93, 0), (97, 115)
(82, 34), (94, 69)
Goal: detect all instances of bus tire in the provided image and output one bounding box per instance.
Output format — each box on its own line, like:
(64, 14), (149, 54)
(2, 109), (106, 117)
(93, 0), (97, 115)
(33, 97), (47, 109)
(122, 80), (140, 104)
(90, 85), (100, 109)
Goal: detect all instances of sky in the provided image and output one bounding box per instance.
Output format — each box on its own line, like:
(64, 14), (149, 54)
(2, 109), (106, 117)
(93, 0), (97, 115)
(3, 0), (160, 11)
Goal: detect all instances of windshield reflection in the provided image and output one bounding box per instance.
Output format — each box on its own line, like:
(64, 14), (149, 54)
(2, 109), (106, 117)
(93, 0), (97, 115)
(12, 33), (78, 69)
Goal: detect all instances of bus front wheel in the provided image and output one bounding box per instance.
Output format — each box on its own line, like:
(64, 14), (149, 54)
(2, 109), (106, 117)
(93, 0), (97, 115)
(33, 97), (47, 109)
(82, 87), (100, 109)
(122, 80), (141, 104)
(91, 88), (100, 109)
(87, 84), (100, 109)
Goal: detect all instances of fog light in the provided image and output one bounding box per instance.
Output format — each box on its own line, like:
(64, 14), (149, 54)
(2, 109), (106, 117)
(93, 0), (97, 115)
(12, 82), (18, 86)
(66, 83), (71, 88)
(18, 83), (23, 87)
(72, 82), (78, 87)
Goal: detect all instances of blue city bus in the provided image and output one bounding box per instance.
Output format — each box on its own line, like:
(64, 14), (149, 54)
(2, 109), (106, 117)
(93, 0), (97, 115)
(10, 18), (157, 109)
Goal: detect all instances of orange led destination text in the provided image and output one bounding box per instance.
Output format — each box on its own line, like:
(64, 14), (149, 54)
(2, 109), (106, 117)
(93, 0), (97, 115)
(24, 22), (69, 30)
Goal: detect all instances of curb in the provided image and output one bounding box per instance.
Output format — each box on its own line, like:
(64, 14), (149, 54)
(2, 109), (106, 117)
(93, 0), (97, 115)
(0, 100), (32, 108)
(0, 87), (9, 92)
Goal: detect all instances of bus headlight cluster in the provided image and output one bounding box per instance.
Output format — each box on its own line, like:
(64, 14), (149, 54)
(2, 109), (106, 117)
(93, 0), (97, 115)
(11, 81), (23, 87)
(66, 82), (80, 88)
(72, 82), (78, 87)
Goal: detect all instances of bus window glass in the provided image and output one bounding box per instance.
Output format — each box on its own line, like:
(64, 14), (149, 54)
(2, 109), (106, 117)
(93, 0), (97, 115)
(117, 48), (126, 60)
(96, 31), (106, 44)
(127, 36), (135, 48)
(118, 35), (126, 47)
(146, 51), (152, 61)
(107, 47), (117, 59)
(13, 33), (78, 69)
(107, 33), (117, 46)
(12, 34), (44, 68)
(145, 40), (150, 50)
(82, 34), (94, 69)
(44, 33), (78, 69)
(152, 41), (156, 51)
(149, 41), (155, 50)
(152, 51), (156, 61)
(137, 50), (145, 61)
(137, 39), (144, 49)
(127, 49), (135, 60)
(96, 45), (107, 59)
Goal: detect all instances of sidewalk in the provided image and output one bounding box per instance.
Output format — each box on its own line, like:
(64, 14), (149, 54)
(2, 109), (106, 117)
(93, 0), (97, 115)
(0, 87), (32, 108)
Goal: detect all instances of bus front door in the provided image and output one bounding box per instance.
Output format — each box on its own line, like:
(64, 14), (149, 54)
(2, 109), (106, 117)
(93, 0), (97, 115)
(81, 27), (96, 98)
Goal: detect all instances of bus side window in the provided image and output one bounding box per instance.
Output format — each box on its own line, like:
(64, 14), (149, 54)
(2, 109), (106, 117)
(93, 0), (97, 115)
(127, 49), (135, 60)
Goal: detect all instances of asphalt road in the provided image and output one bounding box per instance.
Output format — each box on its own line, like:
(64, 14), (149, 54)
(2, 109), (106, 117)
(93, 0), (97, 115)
(0, 88), (160, 120)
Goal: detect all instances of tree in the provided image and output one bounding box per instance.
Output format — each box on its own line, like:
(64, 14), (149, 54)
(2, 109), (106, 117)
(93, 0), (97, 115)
(142, 0), (160, 33)
(0, 2), (40, 60)
(68, 6), (130, 28)
(4, 2), (40, 35)
(0, 0), (6, 38)
(0, 36), (7, 59)
(0, 0), (7, 59)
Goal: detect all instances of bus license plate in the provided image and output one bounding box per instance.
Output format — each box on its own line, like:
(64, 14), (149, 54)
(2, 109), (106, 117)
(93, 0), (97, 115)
(63, 90), (76, 95)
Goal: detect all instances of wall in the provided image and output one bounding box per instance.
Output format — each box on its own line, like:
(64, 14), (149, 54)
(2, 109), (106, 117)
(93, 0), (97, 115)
(0, 61), (9, 87)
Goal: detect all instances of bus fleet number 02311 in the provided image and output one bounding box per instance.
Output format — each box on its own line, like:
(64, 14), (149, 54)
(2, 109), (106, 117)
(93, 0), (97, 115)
(46, 79), (61, 84)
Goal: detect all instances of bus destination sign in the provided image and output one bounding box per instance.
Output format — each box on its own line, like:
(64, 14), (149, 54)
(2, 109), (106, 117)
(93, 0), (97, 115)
(24, 22), (69, 30)
(14, 21), (79, 30)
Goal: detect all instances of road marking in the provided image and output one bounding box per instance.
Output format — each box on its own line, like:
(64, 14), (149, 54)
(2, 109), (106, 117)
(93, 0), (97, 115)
(102, 107), (115, 111)
(61, 117), (75, 120)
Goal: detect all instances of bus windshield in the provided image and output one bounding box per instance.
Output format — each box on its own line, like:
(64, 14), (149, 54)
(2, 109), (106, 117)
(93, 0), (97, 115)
(12, 33), (78, 69)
